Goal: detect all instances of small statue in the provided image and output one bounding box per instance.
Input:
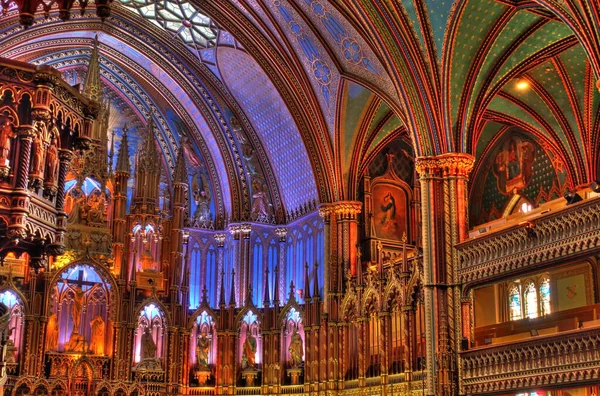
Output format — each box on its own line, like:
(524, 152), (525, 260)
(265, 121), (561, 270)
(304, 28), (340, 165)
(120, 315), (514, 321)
(67, 191), (87, 225)
(141, 327), (157, 360)
(192, 173), (212, 226)
(45, 136), (59, 184)
(196, 332), (210, 367)
(242, 332), (257, 369)
(89, 315), (105, 355)
(31, 131), (45, 176)
(251, 179), (271, 221)
(87, 193), (105, 224)
(288, 327), (303, 368)
(46, 313), (59, 351)
(0, 117), (15, 165)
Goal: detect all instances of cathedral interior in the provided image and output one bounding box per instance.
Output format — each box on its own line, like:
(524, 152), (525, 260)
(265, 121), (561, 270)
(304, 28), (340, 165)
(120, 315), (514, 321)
(0, 0), (599, 395)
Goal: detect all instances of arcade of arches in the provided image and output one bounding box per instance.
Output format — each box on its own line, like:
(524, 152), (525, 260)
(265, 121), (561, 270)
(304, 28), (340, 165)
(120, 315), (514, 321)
(0, 0), (599, 395)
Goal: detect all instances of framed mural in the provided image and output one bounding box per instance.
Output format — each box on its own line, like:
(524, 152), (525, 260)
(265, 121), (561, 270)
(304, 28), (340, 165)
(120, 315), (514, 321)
(372, 182), (409, 241)
(493, 135), (536, 195)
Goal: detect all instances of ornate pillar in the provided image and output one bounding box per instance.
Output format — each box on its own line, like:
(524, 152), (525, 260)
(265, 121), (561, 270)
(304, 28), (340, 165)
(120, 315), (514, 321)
(275, 227), (287, 306)
(240, 223), (252, 305)
(379, 311), (391, 395)
(415, 153), (474, 396)
(357, 318), (366, 388)
(402, 305), (415, 373)
(15, 126), (34, 190)
(215, 233), (226, 302)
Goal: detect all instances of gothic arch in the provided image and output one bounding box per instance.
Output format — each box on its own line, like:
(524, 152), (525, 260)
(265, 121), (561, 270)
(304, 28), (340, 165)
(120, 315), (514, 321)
(187, 306), (217, 331)
(134, 297), (171, 326)
(50, 258), (119, 321)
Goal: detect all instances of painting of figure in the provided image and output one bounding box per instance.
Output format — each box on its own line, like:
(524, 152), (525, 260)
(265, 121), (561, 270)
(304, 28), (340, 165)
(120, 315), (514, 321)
(493, 136), (536, 195)
(372, 184), (408, 241)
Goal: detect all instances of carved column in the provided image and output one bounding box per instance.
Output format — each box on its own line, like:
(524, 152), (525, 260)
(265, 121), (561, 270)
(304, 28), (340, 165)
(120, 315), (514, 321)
(15, 126), (34, 190)
(357, 318), (366, 388)
(379, 311), (391, 395)
(275, 227), (287, 306)
(402, 305), (415, 373)
(415, 153), (474, 396)
(240, 223), (252, 305)
(215, 233), (226, 303)
(7, 127), (35, 243)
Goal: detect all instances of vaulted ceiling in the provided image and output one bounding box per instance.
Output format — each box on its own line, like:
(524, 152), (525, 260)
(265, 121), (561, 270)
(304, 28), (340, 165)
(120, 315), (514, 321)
(0, 0), (598, 224)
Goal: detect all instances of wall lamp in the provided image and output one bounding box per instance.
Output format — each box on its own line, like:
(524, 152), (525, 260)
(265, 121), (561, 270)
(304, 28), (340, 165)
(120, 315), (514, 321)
(564, 191), (583, 205)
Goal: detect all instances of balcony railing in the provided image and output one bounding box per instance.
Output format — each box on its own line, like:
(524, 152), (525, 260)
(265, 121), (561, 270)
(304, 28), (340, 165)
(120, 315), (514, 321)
(460, 327), (600, 394)
(457, 197), (600, 286)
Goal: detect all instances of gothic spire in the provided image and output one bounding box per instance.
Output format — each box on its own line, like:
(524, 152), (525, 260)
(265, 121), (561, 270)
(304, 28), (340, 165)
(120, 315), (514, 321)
(116, 124), (130, 174)
(173, 139), (188, 184)
(219, 269), (226, 308)
(263, 267), (271, 307)
(83, 35), (102, 103)
(304, 262), (311, 300)
(313, 261), (320, 301)
(229, 269), (236, 308)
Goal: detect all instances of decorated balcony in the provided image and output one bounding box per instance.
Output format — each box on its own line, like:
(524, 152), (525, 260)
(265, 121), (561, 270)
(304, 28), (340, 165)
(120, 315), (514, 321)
(457, 195), (600, 287)
(460, 326), (600, 394)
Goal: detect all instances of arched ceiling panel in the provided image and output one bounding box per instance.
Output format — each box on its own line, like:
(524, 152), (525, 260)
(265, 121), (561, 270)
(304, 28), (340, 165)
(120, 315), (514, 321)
(217, 46), (318, 211)
(293, 0), (394, 101)
(265, 0), (340, 136)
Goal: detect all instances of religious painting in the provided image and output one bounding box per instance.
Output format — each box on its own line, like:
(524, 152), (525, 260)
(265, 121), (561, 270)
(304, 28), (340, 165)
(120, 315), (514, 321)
(372, 183), (408, 241)
(493, 136), (536, 195)
(556, 273), (587, 311)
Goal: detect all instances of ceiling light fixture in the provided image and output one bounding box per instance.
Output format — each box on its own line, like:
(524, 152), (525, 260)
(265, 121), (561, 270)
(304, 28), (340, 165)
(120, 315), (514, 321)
(516, 78), (529, 90)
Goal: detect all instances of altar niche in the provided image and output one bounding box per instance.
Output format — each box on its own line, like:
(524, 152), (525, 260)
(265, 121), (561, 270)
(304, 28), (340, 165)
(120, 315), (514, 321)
(239, 310), (261, 386)
(0, 289), (24, 368)
(282, 307), (304, 385)
(190, 310), (216, 386)
(133, 303), (166, 370)
(49, 264), (112, 355)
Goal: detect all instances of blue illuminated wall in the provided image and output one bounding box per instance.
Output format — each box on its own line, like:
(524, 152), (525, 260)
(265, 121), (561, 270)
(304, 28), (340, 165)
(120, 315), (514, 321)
(187, 212), (325, 310)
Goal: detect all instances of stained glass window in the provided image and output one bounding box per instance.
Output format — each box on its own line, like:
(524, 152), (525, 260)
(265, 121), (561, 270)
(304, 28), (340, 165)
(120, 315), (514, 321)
(509, 285), (522, 321)
(119, 0), (218, 52)
(524, 282), (538, 319)
(540, 278), (551, 316)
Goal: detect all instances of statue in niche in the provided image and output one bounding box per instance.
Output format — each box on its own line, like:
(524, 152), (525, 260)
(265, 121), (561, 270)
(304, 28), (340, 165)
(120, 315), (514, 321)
(192, 173), (212, 226)
(230, 116), (246, 144)
(46, 313), (59, 351)
(0, 117), (15, 165)
(242, 145), (258, 175)
(241, 332), (257, 369)
(87, 193), (105, 225)
(89, 315), (105, 355)
(251, 178), (271, 221)
(288, 327), (303, 368)
(196, 332), (210, 367)
(31, 130), (46, 176)
(141, 327), (157, 360)
(67, 189), (87, 225)
(45, 136), (59, 184)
